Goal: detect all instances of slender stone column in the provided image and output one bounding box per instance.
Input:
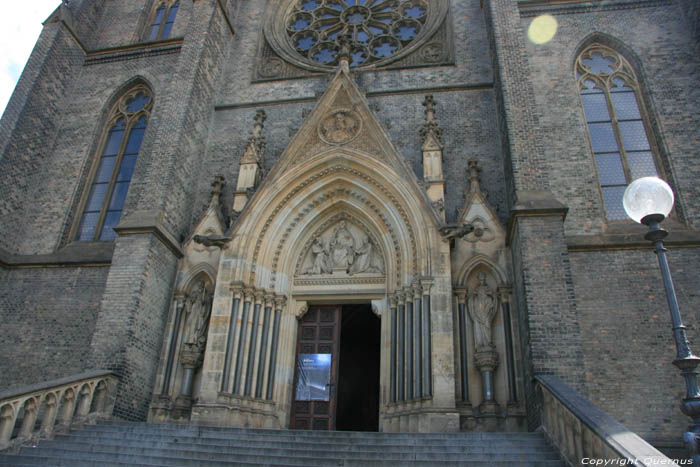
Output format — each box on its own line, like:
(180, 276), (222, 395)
(233, 288), (254, 395)
(405, 287), (414, 401)
(221, 285), (243, 392)
(421, 279), (433, 397)
(413, 284), (423, 399)
(163, 293), (186, 394)
(256, 294), (274, 399)
(455, 289), (469, 402)
(397, 293), (406, 402)
(244, 292), (264, 396)
(499, 287), (518, 404)
(266, 296), (285, 400)
(389, 294), (398, 403)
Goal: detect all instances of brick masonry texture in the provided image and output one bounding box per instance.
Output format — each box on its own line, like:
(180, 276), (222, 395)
(0, 266), (108, 389)
(521, 1), (700, 234)
(0, 0), (698, 450)
(571, 247), (700, 442)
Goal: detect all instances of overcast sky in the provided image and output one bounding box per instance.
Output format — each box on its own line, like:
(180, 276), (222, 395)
(0, 1), (62, 117)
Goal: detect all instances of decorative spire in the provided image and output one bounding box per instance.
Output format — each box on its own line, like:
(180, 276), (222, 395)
(467, 158), (483, 194)
(419, 95), (443, 147)
(241, 110), (267, 165)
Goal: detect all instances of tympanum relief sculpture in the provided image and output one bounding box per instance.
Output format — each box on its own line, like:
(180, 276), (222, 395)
(301, 219), (384, 276)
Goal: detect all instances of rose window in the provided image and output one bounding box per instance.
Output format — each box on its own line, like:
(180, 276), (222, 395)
(286, 0), (429, 68)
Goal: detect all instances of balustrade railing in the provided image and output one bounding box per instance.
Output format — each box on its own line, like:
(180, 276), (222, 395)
(0, 370), (118, 452)
(536, 374), (682, 466)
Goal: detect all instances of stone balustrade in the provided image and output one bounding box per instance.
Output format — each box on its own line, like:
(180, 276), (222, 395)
(0, 370), (118, 452)
(536, 374), (681, 466)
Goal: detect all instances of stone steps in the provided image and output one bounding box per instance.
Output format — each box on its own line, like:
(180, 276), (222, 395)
(0, 421), (566, 466)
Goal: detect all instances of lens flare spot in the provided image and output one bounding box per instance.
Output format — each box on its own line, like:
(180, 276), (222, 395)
(528, 14), (557, 45)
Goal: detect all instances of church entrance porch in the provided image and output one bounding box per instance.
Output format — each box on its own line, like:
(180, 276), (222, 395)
(290, 304), (381, 431)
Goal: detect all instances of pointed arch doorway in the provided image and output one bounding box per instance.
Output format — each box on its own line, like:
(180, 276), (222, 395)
(290, 303), (381, 431)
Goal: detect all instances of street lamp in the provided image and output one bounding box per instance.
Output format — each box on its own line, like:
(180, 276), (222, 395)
(623, 177), (700, 464)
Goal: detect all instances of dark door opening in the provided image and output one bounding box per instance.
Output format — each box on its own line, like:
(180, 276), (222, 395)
(335, 304), (381, 431)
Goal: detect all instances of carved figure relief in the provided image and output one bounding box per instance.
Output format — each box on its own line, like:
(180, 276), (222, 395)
(301, 219), (384, 276)
(318, 109), (361, 145)
(467, 272), (498, 351)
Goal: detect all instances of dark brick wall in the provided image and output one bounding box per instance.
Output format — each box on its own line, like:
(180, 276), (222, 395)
(510, 215), (586, 430)
(0, 266), (108, 391)
(571, 246), (700, 443)
(521, 2), (700, 233)
(92, 0), (192, 50)
(88, 234), (177, 420)
(0, 24), (84, 253)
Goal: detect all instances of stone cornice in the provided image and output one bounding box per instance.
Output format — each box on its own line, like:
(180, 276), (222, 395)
(0, 242), (114, 269)
(519, 0), (673, 17)
(84, 39), (184, 66)
(113, 210), (184, 258)
(506, 191), (569, 246)
(567, 228), (700, 251)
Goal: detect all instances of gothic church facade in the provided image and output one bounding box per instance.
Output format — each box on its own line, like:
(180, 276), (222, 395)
(1, 0), (699, 455)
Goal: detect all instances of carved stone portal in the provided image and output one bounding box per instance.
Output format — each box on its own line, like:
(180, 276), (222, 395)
(299, 219), (384, 276)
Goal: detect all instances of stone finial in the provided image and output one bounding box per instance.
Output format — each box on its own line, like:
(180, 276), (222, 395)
(467, 158), (483, 194)
(241, 110), (267, 164)
(419, 95), (443, 146)
(210, 174), (225, 204)
(337, 35), (352, 72)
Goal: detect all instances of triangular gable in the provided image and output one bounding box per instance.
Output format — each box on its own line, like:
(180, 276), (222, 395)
(264, 67), (426, 189)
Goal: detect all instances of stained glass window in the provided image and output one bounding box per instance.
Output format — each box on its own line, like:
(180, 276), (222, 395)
(148, 1), (179, 41)
(576, 45), (660, 220)
(76, 88), (153, 242)
(286, 0), (428, 68)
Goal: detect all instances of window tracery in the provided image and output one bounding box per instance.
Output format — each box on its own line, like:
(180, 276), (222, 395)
(75, 87), (153, 242)
(148, 1), (179, 41)
(576, 44), (660, 220)
(286, 0), (429, 68)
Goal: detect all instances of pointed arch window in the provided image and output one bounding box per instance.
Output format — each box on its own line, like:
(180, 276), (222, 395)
(576, 44), (660, 220)
(75, 87), (153, 242)
(148, 1), (179, 41)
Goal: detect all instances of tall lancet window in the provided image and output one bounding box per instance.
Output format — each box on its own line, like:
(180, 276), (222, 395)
(576, 44), (660, 220)
(148, 1), (179, 41)
(75, 87), (153, 242)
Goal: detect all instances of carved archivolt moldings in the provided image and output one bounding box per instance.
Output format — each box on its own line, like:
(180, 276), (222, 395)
(249, 164), (419, 289)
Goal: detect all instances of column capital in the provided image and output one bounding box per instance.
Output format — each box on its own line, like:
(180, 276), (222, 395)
(498, 286), (512, 303)
(274, 295), (287, 310)
(420, 278), (434, 294)
(454, 287), (468, 304)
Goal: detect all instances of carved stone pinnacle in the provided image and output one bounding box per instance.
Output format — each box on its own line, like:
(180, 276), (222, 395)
(468, 158), (483, 194)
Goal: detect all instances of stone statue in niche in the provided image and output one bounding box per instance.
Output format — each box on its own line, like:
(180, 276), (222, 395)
(467, 272), (498, 350)
(182, 280), (214, 357)
(301, 220), (384, 276)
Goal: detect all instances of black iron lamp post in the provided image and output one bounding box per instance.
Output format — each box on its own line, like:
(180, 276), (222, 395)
(623, 177), (700, 464)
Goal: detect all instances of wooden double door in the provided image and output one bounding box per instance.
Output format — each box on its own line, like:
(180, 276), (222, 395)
(290, 305), (341, 430)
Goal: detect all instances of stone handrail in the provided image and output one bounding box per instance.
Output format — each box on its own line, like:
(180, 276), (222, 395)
(536, 374), (682, 466)
(0, 370), (118, 452)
